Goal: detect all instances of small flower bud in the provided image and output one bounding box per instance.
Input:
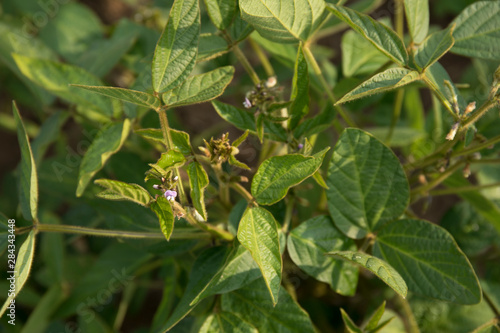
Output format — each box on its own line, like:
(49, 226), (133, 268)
(463, 164), (471, 178)
(446, 123), (460, 141)
(153, 184), (160, 190)
(265, 76), (277, 88)
(243, 97), (252, 109)
(464, 101), (476, 116)
(418, 174), (427, 185)
(174, 176), (178, 181)
(298, 143), (304, 150)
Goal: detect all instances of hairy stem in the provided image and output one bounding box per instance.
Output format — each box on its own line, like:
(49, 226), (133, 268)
(248, 37), (275, 78)
(386, 89), (405, 144)
(36, 223), (209, 239)
(429, 182), (500, 196)
(302, 44), (356, 127)
(411, 160), (465, 198)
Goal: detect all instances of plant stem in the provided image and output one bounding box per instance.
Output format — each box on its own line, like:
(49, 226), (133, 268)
(470, 158), (500, 165)
(171, 202), (234, 241)
(282, 195), (295, 233)
(429, 182), (500, 196)
(159, 110), (187, 205)
(483, 289), (500, 317)
(470, 318), (500, 333)
(214, 163), (230, 208)
(398, 297), (421, 333)
(232, 44), (261, 85)
(386, 88), (404, 144)
(248, 37), (275, 78)
(451, 133), (500, 158)
(411, 160), (465, 198)
(395, 0), (404, 37)
(36, 223), (209, 239)
(302, 45), (356, 127)
(459, 99), (499, 134)
(230, 183), (255, 205)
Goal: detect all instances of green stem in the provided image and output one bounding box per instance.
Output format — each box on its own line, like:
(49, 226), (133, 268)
(470, 158), (500, 165)
(230, 183), (255, 205)
(386, 89), (405, 144)
(36, 223), (209, 239)
(214, 163), (230, 207)
(483, 289), (500, 317)
(452, 133), (500, 158)
(395, 0), (404, 37)
(411, 160), (465, 198)
(171, 202), (234, 241)
(248, 37), (275, 78)
(282, 195), (295, 233)
(399, 297), (421, 333)
(429, 182), (500, 196)
(302, 45), (356, 127)
(113, 281), (137, 331)
(470, 318), (500, 333)
(159, 110), (187, 205)
(459, 99), (498, 134)
(232, 43), (261, 85)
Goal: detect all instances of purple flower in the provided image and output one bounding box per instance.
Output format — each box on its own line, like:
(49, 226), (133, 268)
(298, 143), (304, 150)
(164, 190), (177, 202)
(243, 97), (252, 109)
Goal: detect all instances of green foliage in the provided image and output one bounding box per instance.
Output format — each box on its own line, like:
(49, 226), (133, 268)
(3, 0), (500, 331)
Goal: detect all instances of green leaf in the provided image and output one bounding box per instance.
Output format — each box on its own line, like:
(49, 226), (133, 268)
(12, 54), (114, 117)
(152, 0), (200, 93)
(31, 111), (68, 165)
(424, 62), (466, 111)
(240, 0), (326, 43)
(203, 0), (237, 30)
(198, 33), (230, 62)
(161, 246), (230, 331)
(135, 128), (192, 155)
(94, 179), (152, 207)
(364, 301), (387, 332)
(287, 216), (359, 296)
(162, 66), (234, 108)
(451, 1), (500, 60)
(21, 285), (65, 333)
(326, 4), (408, 66)
(200, 312), (258, 333)
(150, 195), (175, 241)
(221, 278), (316, 332)
(340, 308), (363, 333)
(212, 101), (288, 142)
(0, 230), (36, 317)
(293, 103), (337, 139)
(237, 207), (282, 305)
(13, 102), (38, 221)
(367, 127), (426, 147)
(443, 174), (500, 235)
(190, 244), (260, 305)
(326, 128), (410, 239)
(373, 219), (482, 304)
(336, 68), (420, 104)
(187, 162), (209, 220)
(326, 251), (408, 298)
(289, 45), (309, 129)
(76, 119), (131, 197)
(252, 148), (329, 205)
(414, 25), (455, 70)
(341, 29), (388, 77)
(404, 0), (429, 44)
(156, 150), (186, 170)
(71, 85), (161, 109)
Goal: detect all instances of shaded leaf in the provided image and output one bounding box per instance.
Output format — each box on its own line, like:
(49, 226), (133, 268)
(161, 246), (230, 331)
(237, 207), (282, 305)
(0, 231), (36, 317)
(414, 25), (455, 70)
(326, 251), (408, 298)
(404, 0), (429, 44)
(71, 85), (161, 109)
(187, 162), (209, 220)
(13, 102), (38, 221)
(373, 219), (482, 304)
(287, 216), (359, 295)
(340, 308), (363, 333)
(336, 68), (420, 104)
(152, 0), (200, 92)
(326, 128), (410, 239)
(162, 66), (234, 107)
(150, 195), (175, 240)
(289, 45), (309, 129)
(12, 54), (114, 117)
(451, 1), (500, 60)
(94, 179), (152, 206)
(252, 148), (329, 205)
(200, 312), (258, 333)
(327, 4), (408, 66)
(221, 278), (316, 332)
(20, 285), (65, 333)
(203, 0), (237, 30)
(76, 119), (131, 197)
(240, 0), (326, 43)
(341, 29), (388, 77)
